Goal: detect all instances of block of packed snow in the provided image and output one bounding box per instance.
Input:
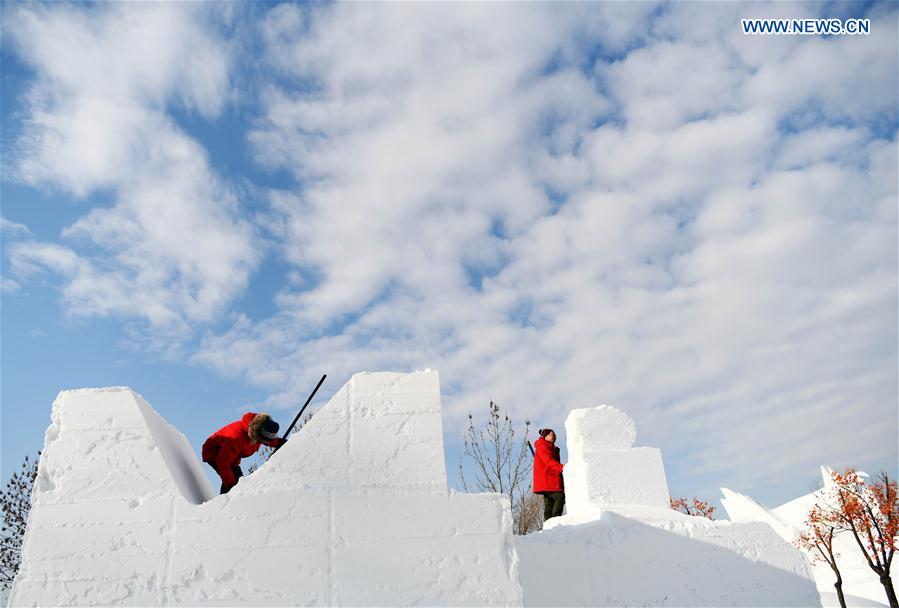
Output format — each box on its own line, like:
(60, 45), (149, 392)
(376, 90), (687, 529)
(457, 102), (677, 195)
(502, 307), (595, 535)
(516, 404), (819, 607)
(10, 388), (216, 606)
(31, 387), (217, 506)
(11, 371), (522, 607)
(568, 448), (670, 512)
(563, 405), (669, 512)
(566, 405), (636, 451)
(241, 373), (448, 495)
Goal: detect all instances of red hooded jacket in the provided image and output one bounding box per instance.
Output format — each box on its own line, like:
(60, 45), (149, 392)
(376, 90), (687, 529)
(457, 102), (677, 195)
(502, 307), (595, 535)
(533, 436), (564, 493)
(202, 413), (279, 488)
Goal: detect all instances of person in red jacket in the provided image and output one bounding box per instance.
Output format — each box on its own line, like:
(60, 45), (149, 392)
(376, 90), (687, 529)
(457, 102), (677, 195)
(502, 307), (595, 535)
(533, 428), (565, 521)
(202, 412), (285, 494)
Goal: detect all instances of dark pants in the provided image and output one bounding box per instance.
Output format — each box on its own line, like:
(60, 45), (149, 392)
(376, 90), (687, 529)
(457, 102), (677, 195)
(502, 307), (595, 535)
(207, 462), (242, 494)
(542, 491), (565, 521)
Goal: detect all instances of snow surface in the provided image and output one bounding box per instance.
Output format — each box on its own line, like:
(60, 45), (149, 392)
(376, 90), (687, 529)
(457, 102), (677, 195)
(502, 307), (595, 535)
(10, 371), (522, 606)
(722, 467), (888, 607)
(516, 405), (820, 607)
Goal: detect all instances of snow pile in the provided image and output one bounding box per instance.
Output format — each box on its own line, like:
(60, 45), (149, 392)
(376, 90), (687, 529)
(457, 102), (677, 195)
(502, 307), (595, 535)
(10, 371), (522, 606)
(722, 467), (887, 607)
(516, 405), (820, 607)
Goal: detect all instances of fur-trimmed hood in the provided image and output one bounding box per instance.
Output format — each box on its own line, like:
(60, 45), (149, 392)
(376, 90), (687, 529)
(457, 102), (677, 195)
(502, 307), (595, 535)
(247, 412), (272, 443)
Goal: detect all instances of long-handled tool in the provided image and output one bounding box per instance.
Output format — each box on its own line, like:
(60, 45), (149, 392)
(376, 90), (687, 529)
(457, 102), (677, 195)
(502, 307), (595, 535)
(527, 440), (535, 457)
(276, 374), (327, 450)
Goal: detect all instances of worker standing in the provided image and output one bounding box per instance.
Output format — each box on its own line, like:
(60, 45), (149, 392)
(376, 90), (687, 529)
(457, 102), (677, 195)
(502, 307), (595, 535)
(533, 428), (565, 521)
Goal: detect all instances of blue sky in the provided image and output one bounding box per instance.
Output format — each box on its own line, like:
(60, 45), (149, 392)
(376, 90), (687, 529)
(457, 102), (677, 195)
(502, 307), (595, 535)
(2, 2), (896, 508)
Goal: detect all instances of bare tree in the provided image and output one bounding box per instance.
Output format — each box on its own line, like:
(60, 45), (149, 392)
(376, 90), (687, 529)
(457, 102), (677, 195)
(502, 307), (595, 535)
(1, 453), (39, 590)
(458, 400), (537, 534)
(515, 493), (545, 535)
(247, 410), (314, 474)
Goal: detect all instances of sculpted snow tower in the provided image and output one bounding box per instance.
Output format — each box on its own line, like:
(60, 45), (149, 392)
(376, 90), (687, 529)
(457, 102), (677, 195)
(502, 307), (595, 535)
(563, 405), (669, 514)
(517, 405), (820, 607)
(11, 371), (522, 606)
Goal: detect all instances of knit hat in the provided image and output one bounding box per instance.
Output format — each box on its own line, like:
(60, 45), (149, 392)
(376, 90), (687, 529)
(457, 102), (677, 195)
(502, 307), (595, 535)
(538, 428), (555, 438)
(259, 419), (280, 441)
(248, 413), (279, 442)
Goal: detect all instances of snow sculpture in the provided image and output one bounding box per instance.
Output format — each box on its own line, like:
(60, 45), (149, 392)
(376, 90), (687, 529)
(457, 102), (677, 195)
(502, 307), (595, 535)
(516, 404), (820, 607)
(722, 467), (886, 607)
(564, 405), (669, 514)
(10, 371), (522, 606)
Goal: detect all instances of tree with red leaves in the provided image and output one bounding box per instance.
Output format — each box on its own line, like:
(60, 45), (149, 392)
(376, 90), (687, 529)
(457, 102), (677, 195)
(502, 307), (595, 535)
(670, 496), (717, 520)
(823, 469), (898, 608)
(796, 504), (847, 608)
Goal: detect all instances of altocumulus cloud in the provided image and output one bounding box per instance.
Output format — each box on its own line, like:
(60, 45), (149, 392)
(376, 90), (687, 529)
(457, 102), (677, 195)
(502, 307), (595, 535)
(3, 2), (896, 500)
(4, 2), (260, 337)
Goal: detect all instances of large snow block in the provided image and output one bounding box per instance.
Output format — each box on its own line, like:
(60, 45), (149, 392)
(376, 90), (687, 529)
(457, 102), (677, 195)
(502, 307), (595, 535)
(242, 372), (448, 495)
(10, 371), (522, 607)
(565, 405), (636, 451)
(28, 387), (217, 506)
(564, 405), (669, 512)
(569, 447), (669, 511)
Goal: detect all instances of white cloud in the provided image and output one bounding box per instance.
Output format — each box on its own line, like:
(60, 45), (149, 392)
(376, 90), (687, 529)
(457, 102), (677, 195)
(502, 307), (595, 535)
(197, 2), (896, 502)
(7, 3), (232, 193)
(1, 217), (33, 238)
(5, 3), (259, 331)
(742, 18), (897, 121)
(774, 125), (868, 169)
(1, 278), (22, 294)
(249, 3), (617, 325)
(600, 40), (747, 130)
(7, 240), (176, 326)
(9, 241), (82, 277)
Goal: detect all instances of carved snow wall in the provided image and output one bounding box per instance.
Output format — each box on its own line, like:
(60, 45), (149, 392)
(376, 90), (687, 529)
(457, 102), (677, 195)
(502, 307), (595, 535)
(10, 371), (522, 606)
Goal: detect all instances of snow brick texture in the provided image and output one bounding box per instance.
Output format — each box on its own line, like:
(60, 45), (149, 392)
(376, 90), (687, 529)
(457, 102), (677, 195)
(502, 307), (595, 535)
(516, 405), (820, 607)
(10, 371), (522, 606)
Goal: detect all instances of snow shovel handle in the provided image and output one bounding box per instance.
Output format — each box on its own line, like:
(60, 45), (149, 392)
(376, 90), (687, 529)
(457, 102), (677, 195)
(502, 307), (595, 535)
(278, 374), (327, 446)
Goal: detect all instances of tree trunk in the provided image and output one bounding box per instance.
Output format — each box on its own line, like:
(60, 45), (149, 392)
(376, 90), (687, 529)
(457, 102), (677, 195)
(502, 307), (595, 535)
(880, 573), (898, 608)
(833, 579), (847, 608)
